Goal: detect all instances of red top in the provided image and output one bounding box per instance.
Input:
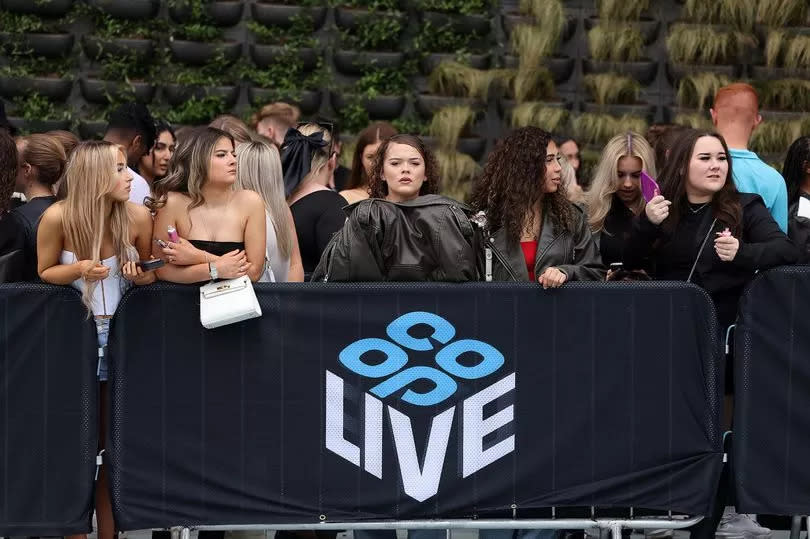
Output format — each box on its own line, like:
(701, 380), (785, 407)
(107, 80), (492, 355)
(520, 241), (538, 281)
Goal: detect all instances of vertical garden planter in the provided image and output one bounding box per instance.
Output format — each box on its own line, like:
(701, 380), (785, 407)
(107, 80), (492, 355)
(251, 3), (327, 30)
(87, 0), (160, 20)
(0, 33), (75, 58)
(169, 1), (245, 26)
(1, 0), (74, 16)
(169, 41), (242, 66)
(0, 76), (73, 101)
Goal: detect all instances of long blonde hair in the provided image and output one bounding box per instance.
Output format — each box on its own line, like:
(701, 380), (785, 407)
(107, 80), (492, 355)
(586, 132), (657, 233)
(236, 140), (293, 258)
(62, 141), (136, 310)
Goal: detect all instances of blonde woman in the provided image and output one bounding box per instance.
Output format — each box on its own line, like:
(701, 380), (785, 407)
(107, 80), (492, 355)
(586, 132), (657, 268)
(148, 127), (266, 283)
(282, 123), (346, 277)
(37, 140), (157, 539)
(236, 139), (304, 282)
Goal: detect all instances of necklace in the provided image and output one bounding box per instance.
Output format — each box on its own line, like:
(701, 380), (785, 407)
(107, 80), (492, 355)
(689, 202), (709, 214)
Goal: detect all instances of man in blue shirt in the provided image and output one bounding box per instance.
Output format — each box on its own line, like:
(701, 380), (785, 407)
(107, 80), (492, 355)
(711, 83), (788, 233)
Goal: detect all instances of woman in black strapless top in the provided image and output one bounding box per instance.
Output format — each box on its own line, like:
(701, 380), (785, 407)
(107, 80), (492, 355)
(146, 128), (267, 283)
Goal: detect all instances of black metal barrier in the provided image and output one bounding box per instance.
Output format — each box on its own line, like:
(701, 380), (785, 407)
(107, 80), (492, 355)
(105, 282), (723, 531)
(0, 284), (99, 536)
(735, 266), (810, 516)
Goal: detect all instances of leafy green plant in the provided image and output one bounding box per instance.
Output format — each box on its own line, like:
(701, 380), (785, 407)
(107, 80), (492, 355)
(504, 66), (554, 103)
(419, 0), (490, 15)
(167, 0), (211, 22)
(583, 73), (640, 105)
(338, 0), (399, 9)
(75, 3), (160, 39)
(166, 96), (228, 125)
(588, 25), (644, 62)
(392, 116), (430, 135)
(428, 61), (501, 99)
(667, 24), (755, 64)
(98, 51), (153, 81)
(428, 105), (475, 150)
(573, 113), (648, 145)
(247, 15), (317, 48)
(240, 55), (328, 97)
(510, 23), (560, 67)
(760, 79), (810, 111)
(12, 94), (71, 121)
(676, 72), (731, 109)
(519, 0), (564, 25)
(172, 23), (223, 41)
(340, 14), (403, 51)
(683, 0), (755, 30)
(598, 0), (649, 21)
(674, 113), (712, 130)
(0, 55), (75, 79)
(0, 11), (62, 33)
(510, 103), (569, 131)
(354, 68), (409, 97)
(413, 21), (479, 54)
(756, 0), (807, 27)
(435, 149), (480, 202)
(337, 100), (370, 134)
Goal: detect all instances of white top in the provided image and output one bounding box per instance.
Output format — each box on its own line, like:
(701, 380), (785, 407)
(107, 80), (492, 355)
(128, 167), (151, 205)
(59, 251), (127, 317)
(265, 211), (290, 283)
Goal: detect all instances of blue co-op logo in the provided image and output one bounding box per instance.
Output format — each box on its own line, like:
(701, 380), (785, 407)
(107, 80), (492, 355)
(338, 311), (505, 406)
(325, 311), (516, 503)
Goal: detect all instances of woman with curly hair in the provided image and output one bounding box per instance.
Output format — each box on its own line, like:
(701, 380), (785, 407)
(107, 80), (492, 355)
(586, 132), (656, 268)
(470, 126), (603, 286)
(783, 136), (810, 261)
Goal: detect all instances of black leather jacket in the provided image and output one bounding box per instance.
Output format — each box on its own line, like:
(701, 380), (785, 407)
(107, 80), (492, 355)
(480, 203), (606, 282)
(311, 195), (481, 282)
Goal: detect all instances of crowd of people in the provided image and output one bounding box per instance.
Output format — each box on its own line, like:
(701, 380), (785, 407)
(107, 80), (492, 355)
(0, 81), (809, 539)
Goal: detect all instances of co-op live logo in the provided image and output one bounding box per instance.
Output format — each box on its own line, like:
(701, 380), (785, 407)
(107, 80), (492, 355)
(325, 311), (516, 502)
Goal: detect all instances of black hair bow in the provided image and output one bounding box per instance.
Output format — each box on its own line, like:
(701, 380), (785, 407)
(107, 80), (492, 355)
(281, 128), (328, 198)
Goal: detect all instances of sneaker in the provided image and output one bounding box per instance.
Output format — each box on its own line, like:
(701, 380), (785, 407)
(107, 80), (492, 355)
(716, 511), (771, 538)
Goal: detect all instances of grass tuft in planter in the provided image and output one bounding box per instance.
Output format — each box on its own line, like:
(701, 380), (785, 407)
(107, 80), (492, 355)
(588, 25), (644, 62)
(761, 79), (810, 111)
(510, 103), (569, 131)
(597, 0), (649, 21)
(674, 113), (712, 130)
(676, 72), (731, 109)
(428, 105), (475, 150)
(766, 31), (810, 68)
(518, 0), (564, 26)
(683, 0), (755, 30)
(428, 61), (503, 100)
(756, 0), (807, 27)
(667, 24), (755, 65)
(583, 73), (640, 105)
(435, 149), (480, 203)
(750, 120), (803, 154)
(573, 113), (648, 145)
(510, 24), (560, 66)
(504, 66), (554, 103)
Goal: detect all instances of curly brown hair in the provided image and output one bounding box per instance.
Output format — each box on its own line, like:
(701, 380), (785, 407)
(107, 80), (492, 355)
(470, 126), (575, 243)
(368, 134), (440, 199)
(659, 130), (741, 235)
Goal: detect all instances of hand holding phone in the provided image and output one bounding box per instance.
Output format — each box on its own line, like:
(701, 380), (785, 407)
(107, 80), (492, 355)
(137, 259), (165, 271)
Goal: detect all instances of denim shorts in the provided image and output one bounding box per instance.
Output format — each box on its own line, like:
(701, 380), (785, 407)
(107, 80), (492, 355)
(95, 318), (110, 382)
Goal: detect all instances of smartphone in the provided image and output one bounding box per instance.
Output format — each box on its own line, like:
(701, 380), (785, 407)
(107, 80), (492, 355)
(167, 226), (179, 243)
(154, 238), (168, 248)
(640, 170), (660, 203)
(137, 259), (165, 271)
(610, 262), (624, 270)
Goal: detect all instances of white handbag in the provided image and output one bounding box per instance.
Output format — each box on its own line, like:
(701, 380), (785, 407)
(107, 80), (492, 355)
(199, 276), (263, 329)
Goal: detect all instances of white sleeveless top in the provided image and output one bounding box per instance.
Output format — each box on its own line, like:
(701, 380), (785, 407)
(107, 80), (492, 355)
(265, 211), (290, 283)
(59, 251), (127, 317)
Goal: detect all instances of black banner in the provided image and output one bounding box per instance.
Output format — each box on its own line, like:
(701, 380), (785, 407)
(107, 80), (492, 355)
(735, 266), (810, 515)
(0, 284), (99, 536)
(107, 282), (723, 530)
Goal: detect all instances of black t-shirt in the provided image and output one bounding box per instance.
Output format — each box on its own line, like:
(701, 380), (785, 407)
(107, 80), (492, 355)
(0, 211), (27, 282)
(10, 196), (56, 281)
(290, 190), (346, 276)
(600, 196), (635, 266)
(333, 165), (351, 192)
(655, 204), (709, 283)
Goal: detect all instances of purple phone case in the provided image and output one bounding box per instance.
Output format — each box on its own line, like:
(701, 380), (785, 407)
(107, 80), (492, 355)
(640, 171), (660, 203)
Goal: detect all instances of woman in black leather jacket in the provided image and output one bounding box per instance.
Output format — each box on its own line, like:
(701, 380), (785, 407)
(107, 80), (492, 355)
(783, 136), (810, 262)
(470, 126), (604, 285)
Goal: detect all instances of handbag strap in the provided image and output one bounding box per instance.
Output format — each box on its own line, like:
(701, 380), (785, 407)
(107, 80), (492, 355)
(687, 217), (717, 283)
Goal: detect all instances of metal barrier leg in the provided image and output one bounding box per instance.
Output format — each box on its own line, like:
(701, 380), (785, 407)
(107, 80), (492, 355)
(790, 516), (802, 539)
(609, 522), (622, 539)
(181, 527), (191, 539)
